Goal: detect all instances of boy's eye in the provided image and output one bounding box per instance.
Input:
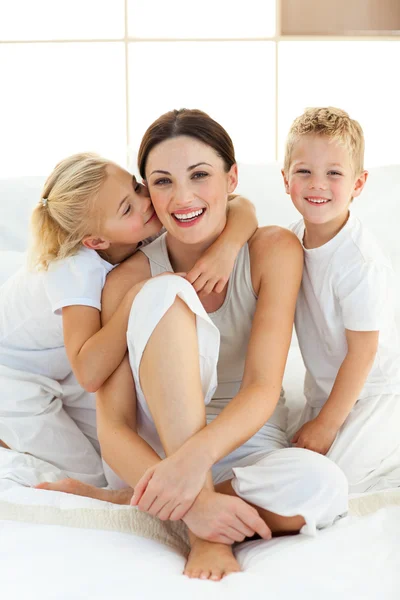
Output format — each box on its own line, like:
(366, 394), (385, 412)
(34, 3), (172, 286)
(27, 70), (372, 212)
(328, 171), (342, 176)
(296, 169), (310, 174)
(134, 183), (141, 193)
(191, 171), (208, 180)
(123, 204), (131, 216)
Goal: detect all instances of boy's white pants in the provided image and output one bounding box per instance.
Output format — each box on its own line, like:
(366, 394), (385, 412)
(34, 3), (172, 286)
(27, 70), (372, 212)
(298, 394), (400, 494)
(106, 275), (349, 536)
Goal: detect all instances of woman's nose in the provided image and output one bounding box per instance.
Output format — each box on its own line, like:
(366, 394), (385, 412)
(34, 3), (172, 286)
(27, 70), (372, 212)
(174, 184), (193, 206)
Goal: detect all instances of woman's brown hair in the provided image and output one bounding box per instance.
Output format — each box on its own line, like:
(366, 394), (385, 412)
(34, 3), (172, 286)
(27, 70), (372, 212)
(138, 109), (236, 179)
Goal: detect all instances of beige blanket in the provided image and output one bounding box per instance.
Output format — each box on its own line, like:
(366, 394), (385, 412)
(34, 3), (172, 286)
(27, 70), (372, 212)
(1, 488), (399, 556)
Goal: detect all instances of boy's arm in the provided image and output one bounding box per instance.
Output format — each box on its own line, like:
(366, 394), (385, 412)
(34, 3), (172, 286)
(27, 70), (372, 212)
(185, 195), (258, 295)
(292, 329), (379, 454)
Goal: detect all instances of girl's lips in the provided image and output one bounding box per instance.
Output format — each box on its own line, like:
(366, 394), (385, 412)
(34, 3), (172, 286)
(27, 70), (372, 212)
(146, 211), (158, 223)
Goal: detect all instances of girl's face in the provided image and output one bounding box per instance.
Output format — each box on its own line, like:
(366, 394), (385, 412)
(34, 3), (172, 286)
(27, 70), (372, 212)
(145, 135), (238, 246)
(93, 164), (162, 248)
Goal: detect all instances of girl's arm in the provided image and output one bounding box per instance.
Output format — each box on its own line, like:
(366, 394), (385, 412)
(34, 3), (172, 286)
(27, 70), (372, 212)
(62, 283), (140, 393)
(185, 195), (257, 294)
(292, 330), (379, 454)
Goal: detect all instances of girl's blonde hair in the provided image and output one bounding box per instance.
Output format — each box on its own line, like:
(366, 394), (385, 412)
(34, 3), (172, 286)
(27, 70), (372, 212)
(30, 152), (112, 270)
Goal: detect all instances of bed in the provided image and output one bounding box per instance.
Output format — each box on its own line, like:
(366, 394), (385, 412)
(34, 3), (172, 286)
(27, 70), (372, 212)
(1, 163), (400, 599)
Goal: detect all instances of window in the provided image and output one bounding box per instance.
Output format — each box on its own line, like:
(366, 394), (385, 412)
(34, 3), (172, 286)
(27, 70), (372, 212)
(1, 0), (399, 175)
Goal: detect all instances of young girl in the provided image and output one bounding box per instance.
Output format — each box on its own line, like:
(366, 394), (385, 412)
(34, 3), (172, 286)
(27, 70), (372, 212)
(0, 152), (257, 485)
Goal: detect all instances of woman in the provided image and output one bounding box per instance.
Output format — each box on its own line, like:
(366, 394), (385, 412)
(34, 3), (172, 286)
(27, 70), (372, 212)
(40, 109), (348, 580)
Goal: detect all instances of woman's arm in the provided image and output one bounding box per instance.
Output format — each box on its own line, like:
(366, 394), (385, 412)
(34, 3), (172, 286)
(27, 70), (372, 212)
(185, 195), (258, 294)
(95, 252), (161, 485)
(97, 254), (269, 542)
(181, 227), (303, 466)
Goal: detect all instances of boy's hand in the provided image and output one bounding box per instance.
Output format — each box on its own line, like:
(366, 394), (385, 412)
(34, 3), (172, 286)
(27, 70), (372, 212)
(291, 417), (338, 455)
(185, 243), (236, 296)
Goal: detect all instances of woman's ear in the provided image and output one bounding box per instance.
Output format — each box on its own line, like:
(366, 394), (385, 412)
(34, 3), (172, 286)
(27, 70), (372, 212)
(82, 236), (110, 251)
(227, 163), (239, 193)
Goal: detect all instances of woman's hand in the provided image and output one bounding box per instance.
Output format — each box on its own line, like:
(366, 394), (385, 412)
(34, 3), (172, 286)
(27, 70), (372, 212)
(292, 417), (338, 455)
(130, 451), (209, 520)
(183, 489), (271, 544)
(185, 242), (236, 295)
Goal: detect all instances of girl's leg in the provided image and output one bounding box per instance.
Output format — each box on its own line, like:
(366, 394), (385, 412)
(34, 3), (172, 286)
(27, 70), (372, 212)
(0, 367), (105, 487)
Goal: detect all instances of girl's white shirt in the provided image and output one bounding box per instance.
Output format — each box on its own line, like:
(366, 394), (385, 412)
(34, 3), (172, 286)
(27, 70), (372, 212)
(0, 247), (116, 381)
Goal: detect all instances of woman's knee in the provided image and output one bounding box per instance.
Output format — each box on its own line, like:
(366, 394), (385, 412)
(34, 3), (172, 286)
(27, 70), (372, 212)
(128, 275), (197, 332)
(293, 448), (349, 516)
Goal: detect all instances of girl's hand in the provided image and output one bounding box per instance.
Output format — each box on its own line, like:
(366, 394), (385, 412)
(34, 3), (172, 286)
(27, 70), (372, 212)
(130, 451), (209, 520)
(183, 489), (271, 544)
(291, 417), (338, 455)
(185, 243), (236, 295)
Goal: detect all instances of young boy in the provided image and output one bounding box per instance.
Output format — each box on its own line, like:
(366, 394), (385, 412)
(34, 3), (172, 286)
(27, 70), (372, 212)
(282, 106), (400, 493)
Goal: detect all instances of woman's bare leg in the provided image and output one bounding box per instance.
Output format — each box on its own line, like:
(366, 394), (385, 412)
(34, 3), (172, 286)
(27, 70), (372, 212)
(139, 297), (239, 580)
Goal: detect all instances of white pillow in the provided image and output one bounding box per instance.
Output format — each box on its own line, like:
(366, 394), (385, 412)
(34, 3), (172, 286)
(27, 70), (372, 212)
(0, 176), (45, 252)
(0, 251), (26, 286)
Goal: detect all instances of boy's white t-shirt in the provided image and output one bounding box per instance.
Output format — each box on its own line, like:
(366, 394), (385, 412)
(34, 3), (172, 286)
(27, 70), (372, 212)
(0, 247), (116, 381)
(290, 213), (400, 408)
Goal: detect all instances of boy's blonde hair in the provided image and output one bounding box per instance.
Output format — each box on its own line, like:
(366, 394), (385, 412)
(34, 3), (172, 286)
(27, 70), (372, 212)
(30, 152), (112, 270)
(283, 107), (365, 175)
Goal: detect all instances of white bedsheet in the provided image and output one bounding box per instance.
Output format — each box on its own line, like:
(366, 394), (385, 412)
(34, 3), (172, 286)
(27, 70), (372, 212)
(1, 479), (399, 600)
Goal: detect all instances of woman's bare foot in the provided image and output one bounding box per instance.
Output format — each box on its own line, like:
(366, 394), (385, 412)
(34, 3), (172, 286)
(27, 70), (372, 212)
(35, 478), (133, 505)
(184, 539), (240, 581)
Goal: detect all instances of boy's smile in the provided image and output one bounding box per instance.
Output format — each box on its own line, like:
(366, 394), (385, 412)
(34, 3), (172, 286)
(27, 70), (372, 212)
(283, 134), (367, 247)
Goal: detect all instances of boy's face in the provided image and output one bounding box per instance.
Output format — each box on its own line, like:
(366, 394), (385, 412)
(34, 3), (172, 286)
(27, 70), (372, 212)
(282, 134), (367, 229)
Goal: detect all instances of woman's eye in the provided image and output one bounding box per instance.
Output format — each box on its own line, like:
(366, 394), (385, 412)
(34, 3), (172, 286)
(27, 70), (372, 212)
(192, 171), (208, 180)
(154, 177), (171, 186)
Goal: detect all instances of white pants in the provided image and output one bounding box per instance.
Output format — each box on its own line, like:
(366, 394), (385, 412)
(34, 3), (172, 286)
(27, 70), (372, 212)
(0, 365), (105, 487)
(299, 394), (400, 494)
(106, 275), (349, 536)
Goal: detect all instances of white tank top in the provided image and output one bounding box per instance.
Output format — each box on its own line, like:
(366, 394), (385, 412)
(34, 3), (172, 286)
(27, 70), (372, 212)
(140, 233), (287, 429)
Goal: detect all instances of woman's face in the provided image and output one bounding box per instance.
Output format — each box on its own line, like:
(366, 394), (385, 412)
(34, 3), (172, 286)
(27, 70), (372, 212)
(145, 135), (238, 246)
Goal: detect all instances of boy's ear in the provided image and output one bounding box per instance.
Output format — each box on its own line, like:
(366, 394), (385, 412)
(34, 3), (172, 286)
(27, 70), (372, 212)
(281, 169), (290, 194)
(352, 170), (368, 198)
(227, 163), (238, 193)
(82, 235), (110, 251)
